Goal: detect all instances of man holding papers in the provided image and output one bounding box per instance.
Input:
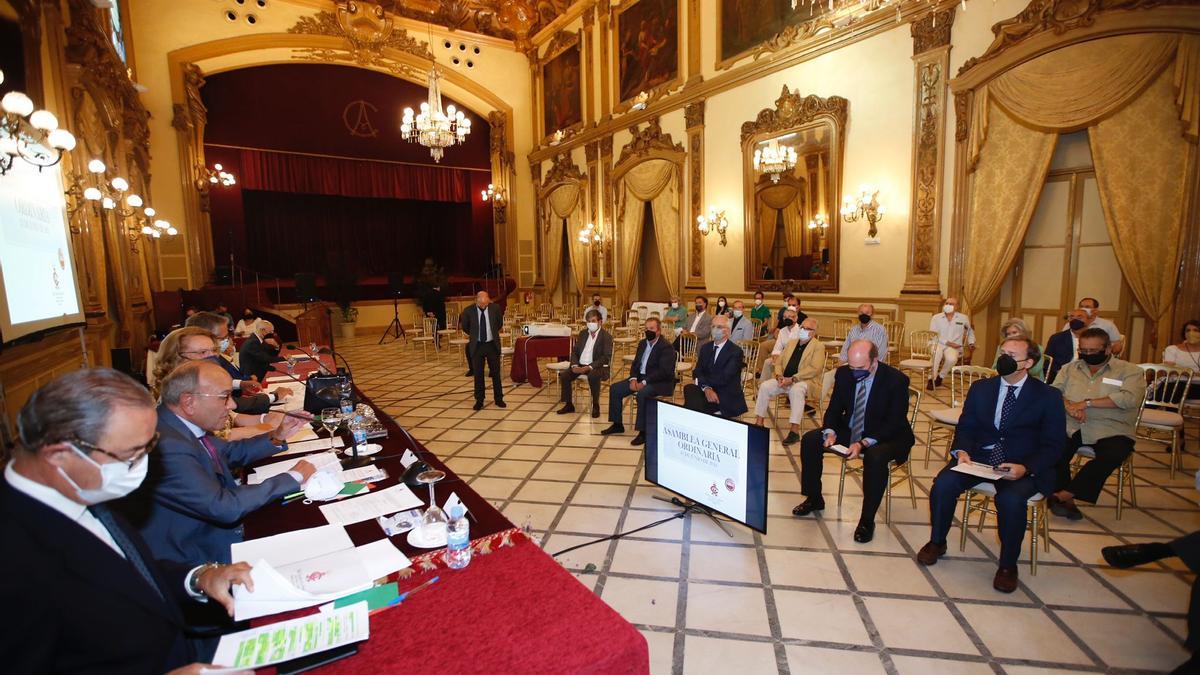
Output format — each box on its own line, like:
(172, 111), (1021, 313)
(917, 336), (1065, 593)
(1, 368), (254, 673)
(126, 360), (317, 566)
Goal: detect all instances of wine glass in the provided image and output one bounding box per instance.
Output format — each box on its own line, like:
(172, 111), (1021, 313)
(320, 407), (342, 451)
(417, 469), (448, 543)
(285, 355), (297, 376)
(309, 341), (318, 355)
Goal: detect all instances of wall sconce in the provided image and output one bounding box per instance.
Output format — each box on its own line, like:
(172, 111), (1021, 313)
(840, 185), (885, 240)
(200, 162), (236, 187)
(481, 183), (505, 203)
(64, 158), (175, 249)
(806, 212), (828, 230)
(630, 91), (649, 111)
(697, 207), (729, 246)
(0, 68), (77, 176)
(549, 129), (565, 146)
(578, 221), (608, 282)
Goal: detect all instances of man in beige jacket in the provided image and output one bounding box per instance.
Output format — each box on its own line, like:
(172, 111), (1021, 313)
(755, 317), (825, 445)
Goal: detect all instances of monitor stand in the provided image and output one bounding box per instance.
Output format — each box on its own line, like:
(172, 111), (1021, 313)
(653, 494), (734, 538)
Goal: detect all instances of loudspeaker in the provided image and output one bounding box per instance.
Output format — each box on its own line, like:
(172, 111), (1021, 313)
(295, 273), (318, 302)
(387, 272), (406, 296)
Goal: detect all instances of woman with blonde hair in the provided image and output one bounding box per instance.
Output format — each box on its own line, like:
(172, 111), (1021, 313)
(154, 327), (282, 440)
(991, 318), (1047, 381)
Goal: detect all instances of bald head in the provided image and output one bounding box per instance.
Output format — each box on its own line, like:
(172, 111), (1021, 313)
(846, 339), (878, 370)
(475, 291), (491, 308)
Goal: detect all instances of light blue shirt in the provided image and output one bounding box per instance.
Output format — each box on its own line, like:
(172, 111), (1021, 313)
(477, 306), (492, 342)
(824, 366), (878, 447)
(993, 375), (1027, 430)
(839, 321), (890, 362)
(638, 338), (658, 380)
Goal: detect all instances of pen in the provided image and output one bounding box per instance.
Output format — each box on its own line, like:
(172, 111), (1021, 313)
(388, 575), (440, 606)
(282, 492), (305, 504)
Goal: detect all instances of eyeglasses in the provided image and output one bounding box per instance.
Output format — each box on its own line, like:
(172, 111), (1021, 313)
(190, 390), (234, 402)
(70, 432), (159, 469)
(180, 349), (217, 358)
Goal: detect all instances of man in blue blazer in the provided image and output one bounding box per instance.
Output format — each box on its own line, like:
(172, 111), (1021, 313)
(602, 317), (678, 446)
(124, 360), (316, 566)
(916, 336), (1066, 593)
(1044, 308), (1087, 383)
(683, 314), (748, 418)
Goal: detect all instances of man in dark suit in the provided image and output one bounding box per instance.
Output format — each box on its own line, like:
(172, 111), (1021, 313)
(185, 313), (293, 414)
(237, 319), (283, 382)
(1, 368), (252, 672)
(793, 340), (914, 543)
(460, 291), (506, 410)
(557, 309), (613, 418)
(125, 360), (316, 566)
(1044, 307), (1087, 383)
(684, 314), (748, 418)
(916, 337), (1066, 593)
(602, 317), (677, 446)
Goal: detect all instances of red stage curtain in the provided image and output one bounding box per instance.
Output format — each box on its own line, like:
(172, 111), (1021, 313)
(235, 148), (472, 202)
(242, 190), (492, 278)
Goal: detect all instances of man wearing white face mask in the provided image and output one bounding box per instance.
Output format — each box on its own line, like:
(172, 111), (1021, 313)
(928, 297), (975, 390)
(755, 317), (824, 444)
(1, 368), (256, 673)
(557, 309), (613, 418)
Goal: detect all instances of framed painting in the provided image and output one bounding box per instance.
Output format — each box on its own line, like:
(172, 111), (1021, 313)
(542, 41), (583, 134)
(718, 0), (829, 66)
(615, 0), (680, 104)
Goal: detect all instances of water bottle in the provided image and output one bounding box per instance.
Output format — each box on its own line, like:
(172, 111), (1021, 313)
(446, 505), (471, 569)
(338, 379), (354, 415)
(349, 413), (368, 451)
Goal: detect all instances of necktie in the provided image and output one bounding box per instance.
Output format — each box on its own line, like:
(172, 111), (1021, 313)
(478, 308), (487, 343)
(199, 435), (224, 475)
(985, 384), (1018, 466)
(849, 380), (868, 443)
(89, 503), (165, 600)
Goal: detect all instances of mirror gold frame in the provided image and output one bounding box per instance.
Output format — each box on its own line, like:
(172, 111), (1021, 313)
(741, 86), (848, 292)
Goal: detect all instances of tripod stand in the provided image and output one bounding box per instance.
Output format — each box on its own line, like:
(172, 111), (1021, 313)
(378, 296), (407, 344)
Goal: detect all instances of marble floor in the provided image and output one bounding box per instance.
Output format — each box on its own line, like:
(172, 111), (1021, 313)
(340, 332), (1198, 674)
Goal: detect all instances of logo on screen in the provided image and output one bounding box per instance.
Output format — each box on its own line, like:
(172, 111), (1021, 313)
(57, 247), (65, 269)
(725, 478), (735, 492)
(709, 482), (718, 496)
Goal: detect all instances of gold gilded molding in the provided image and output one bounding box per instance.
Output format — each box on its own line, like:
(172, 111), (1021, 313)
(614, 117), (685, 169)
(740, 86), (848, 146)
(540, 151), (587, 195)
(541, 28), (578, 60)
(687, 127), (704, 283)
(288, 2), (434, 68)
(911, 7), (954, 54)
(684, 99), (705, 129)
(902, 38), (950, 294)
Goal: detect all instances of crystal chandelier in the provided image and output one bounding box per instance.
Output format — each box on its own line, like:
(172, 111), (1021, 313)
(753, 141), (797, 183)
(400, 64), (470, 163)
(0, 68), (77, 176)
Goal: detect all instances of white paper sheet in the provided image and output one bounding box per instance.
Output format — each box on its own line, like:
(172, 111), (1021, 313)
(250, 451), (341, 484)
(354, 538), (412, 580)
(277, 547), (372, 595)
(829, 444), (852, 457)
(950, 462), (1009, 481)
(275, 437), (344, 456)
(232, 559), (371, 621)
(212, 601), (369, 670)
(231, 524), (353, 568)
(319, 484), (424, 526)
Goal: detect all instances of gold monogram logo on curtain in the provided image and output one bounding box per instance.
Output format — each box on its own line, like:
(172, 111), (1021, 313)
(343, 100), (379, 138)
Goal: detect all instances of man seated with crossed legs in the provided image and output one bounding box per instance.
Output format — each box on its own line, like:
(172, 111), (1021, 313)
(754, 317), (823, 445)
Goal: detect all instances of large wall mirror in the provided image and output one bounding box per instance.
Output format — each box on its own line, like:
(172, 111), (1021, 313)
(741, 87), (847, 292)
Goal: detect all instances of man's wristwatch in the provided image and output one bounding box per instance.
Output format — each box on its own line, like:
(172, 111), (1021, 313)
(189, 562), (220, 596)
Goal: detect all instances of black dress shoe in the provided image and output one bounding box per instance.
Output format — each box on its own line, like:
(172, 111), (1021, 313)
(465, 370), (474, 377)
(853, 521), (875, 543)
(1048, 495), (1084, 520)
(792, 498), (825, 517)
(557, 404), (576, 415)
(631, 432), (646, 446)
(993, 566), (1019, 593)
(917, 541), (948, 566)
(782, 431), (801, 445)
(473, 401), (483, 411)
(495, 400), (507, 408)
(934, 377), (944, 388)
(926, 379), (936, 391)
(1102, 542), (1173, 569)
(591, 404), (600, 418)
(601, 423), (625, 435)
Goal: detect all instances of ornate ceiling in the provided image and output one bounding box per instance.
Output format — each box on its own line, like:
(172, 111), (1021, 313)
(373, 0), (577, 48)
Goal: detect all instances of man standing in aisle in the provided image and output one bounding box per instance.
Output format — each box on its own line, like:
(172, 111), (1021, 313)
(793, 340), (913, 543)
(929, 297), (975, 390)
(461, 290), (506, 410)
(916, 336), (1065, 593)
(558, 309), (612, 418)
(602, 317), (677, 446)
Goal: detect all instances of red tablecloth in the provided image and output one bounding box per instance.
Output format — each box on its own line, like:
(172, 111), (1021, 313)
(261, 533), (648, 674)
(509, 336), (571, 387)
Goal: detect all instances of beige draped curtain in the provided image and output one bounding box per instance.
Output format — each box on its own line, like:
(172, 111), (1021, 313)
(758, 181), (801, 259)
(961, 33), (1200, 341)
(546, 182), (587, 300)
(757, 199), (778, 265)
(781, 203), (806, 257)
(616, 159), (679, 302)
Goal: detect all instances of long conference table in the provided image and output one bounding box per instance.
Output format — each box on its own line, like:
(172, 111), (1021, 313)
(244, 350), (648, 673)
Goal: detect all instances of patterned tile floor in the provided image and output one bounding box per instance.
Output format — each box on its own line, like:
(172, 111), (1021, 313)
(340, 333), (1198, 674)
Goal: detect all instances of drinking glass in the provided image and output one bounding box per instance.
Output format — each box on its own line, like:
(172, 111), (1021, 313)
(285, 355), (297, 376)
(320, 407), (342, 451)
(417, 469), (448, 543)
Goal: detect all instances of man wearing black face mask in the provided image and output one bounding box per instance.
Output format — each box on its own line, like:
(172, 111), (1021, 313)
(793, 340), (914, 544)
(680, 296), (713, 344)
(583, 294), (608, 323)
(1049, 328), (1145, 521)
(917, 337), (1065, 593)
(602, 318), (677, 445)
(1044, 308), (1088, 383)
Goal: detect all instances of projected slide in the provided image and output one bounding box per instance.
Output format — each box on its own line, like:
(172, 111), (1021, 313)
(0, 161), (82, 342)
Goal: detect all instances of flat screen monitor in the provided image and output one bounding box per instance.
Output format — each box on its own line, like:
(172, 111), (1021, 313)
(645, 400), (770, 533)
(0, 160), (84, 343)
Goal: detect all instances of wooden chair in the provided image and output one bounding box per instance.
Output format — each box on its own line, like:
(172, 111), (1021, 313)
(750, 317), (767, 338)
(1040, 353), (1054, 383)
(959, 482), (1051, 575)
(898, 330), (938, 387)
(412, 317), (439, 361)
(883, 320), (905, 364)
(673, 336), (697, 403)
(825, 318), (852, 351)
(836, 387), (922, 524)
(923, 365), (997, 467)
(438, 306), (460, 348)
(1135, 364), (1193, 478)
(737, 339), (761, 400)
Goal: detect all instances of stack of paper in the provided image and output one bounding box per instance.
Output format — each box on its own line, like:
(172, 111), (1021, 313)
(248, 451), (342, 485)
(950, 462), (1009, 481)
(211, 601), (369, 670)
(275, 437), (344, 457)
(319, 484), (424, 525)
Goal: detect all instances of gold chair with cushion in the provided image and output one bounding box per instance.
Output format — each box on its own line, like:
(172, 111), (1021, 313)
(898, 330), (938, 387)
(923, 365), (997, 468)
(958, 481), (1050, 575)
(836, 387), (922, 524)
(1136, 363), (1193, 478)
